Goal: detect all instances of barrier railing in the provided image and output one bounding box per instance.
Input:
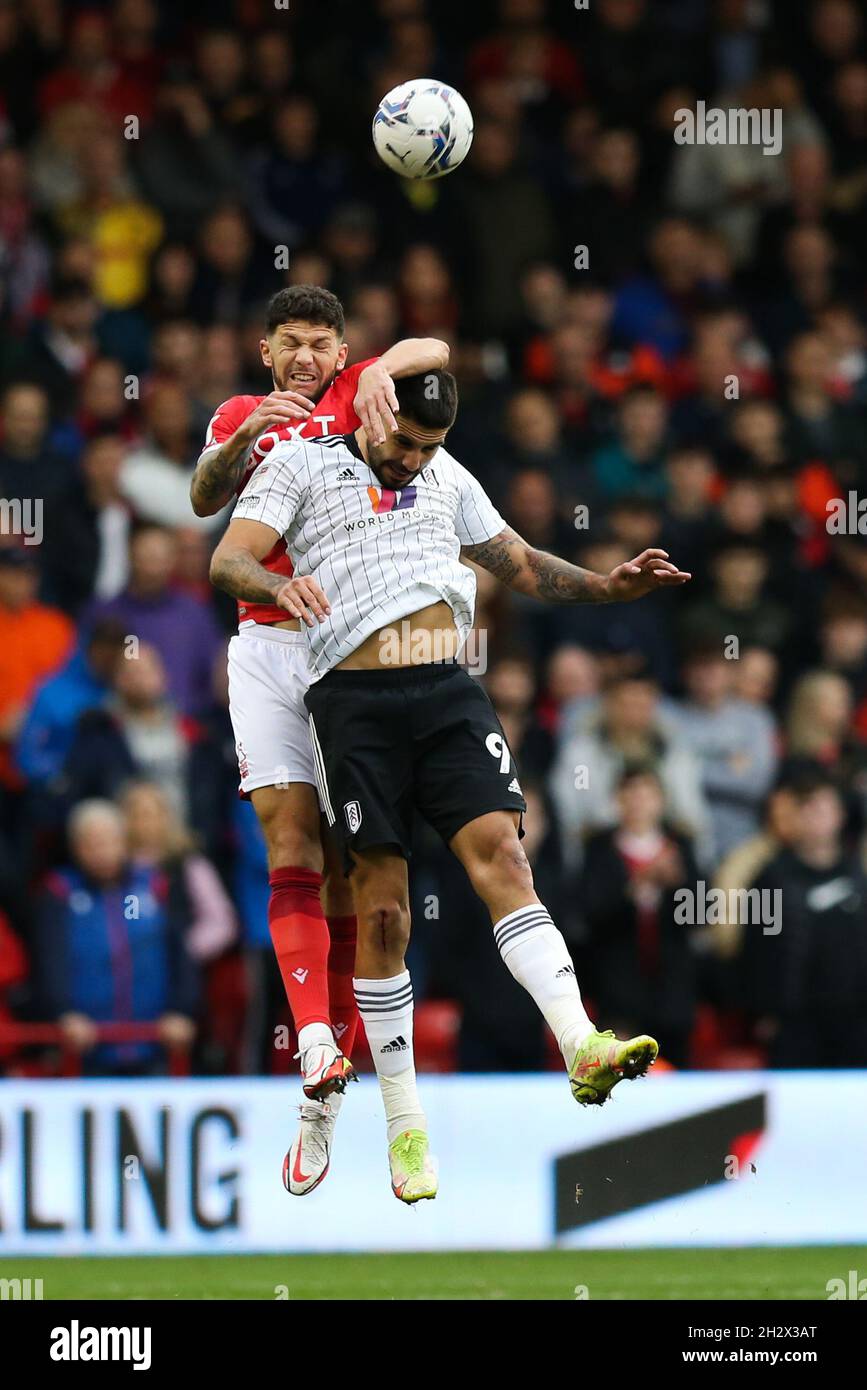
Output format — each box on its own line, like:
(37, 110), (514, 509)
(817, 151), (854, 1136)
(0, 1022), (192, 1076)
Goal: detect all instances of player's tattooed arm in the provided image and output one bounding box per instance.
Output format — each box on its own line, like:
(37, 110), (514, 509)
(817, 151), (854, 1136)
(462, 527), (608, 601)
(209, 518), (331, 626)
(190, 440), (249, 517)
(462, 528), (691, 604)
(191, 393), (314, 516)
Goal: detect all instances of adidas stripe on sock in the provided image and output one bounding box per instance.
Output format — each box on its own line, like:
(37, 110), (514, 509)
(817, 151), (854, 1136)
(353, 971), (426, 1143)
(493, 903), (594, 1061)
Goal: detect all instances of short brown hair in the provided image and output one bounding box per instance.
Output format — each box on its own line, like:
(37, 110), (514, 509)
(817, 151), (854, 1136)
(265, 285), (345, 339)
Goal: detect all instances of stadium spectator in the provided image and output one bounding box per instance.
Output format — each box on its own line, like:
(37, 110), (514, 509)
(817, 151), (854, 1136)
(84, 525), (224, 715)
(15, 618), (126, 789)
(711, 779), (801, 962)
(60, 641), (217, 831)
(74, 357), (138, 443)
(0, 144), (51, 328)
(784, 668), (867, 828)
(0, 381), (67, 504)
(782, 328), (866, 471)
(135, 78), (241, 240)
(611, 217), (708, 361)
(818, 596), (867, 712)
(454, 120), (555, 335)
(569, 127), (656, 285)
(120, 383), (221, 530)
(499, 389), (577, 506)
(32, 798), (198, 1075)
(53, 129), (163, 311)
(188, 205), (268, 327)
(668, 645), (778, 861)
(503, 470), (577, 559)
(549, 673), (710, 869)
(41, 434), (132, 614)
(739, 770), (867, 1067)
(545, 645), (601, 734)
(246, 95), (348, 251)
(579, 766), (700, 1068)
(659, 446), (716, 583)
(0, 546), (74, 792)
(120, 779), (237, 964)
(2, 277), (99, 421)
(678, 539), (792, 657)
(590, 384), (669, 500)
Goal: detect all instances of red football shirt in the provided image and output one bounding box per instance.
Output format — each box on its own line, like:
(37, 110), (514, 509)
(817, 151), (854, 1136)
(203, 357), (377, 625)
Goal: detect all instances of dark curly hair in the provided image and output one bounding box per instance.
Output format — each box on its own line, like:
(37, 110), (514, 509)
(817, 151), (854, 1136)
(265, 285), (345, 339)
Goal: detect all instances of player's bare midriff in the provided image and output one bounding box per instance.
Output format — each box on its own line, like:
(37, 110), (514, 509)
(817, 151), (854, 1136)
(335, 600), (459, 669)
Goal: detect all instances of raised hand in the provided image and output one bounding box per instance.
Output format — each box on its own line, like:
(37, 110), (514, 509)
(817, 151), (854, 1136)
(605, 549), (692, 602)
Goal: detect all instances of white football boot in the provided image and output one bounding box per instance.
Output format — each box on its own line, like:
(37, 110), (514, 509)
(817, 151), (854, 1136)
(283, 1098), (340, 1196)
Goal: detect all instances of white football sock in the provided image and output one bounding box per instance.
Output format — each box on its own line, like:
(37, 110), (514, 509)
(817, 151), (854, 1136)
(353, 971), (427, 1143)
(493, 903), (595, 1063)
(297, 1021), (335, 1063)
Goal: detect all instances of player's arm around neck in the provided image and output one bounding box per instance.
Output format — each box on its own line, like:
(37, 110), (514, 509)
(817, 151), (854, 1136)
(209, 519), (331, 627)
(378, 338), (450, 377)
(461, 528), (691, 604)
(354, 339), (450, 445)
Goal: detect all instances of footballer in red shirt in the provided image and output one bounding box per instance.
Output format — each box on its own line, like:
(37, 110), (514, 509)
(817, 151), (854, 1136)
(191, 285), (449, 1193)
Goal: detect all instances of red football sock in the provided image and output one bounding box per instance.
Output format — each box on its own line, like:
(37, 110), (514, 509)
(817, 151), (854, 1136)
(327, 914), (360, 1057)
(268, 867), (331, 1033)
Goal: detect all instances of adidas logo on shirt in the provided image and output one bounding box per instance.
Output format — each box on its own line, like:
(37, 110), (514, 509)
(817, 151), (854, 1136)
(381, 1035), (409, 1053)
(508, 777), (522, 793)
(336, 467), (356, 481)
(555, 964), (576, 978)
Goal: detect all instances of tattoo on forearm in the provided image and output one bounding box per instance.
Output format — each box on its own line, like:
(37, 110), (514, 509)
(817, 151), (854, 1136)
(524, 549), (606, 603)
(462, 534), (522, 585)
(211, 550), (282, 605)
(190, 444), (247, 511)
(463, 526), (607, 604)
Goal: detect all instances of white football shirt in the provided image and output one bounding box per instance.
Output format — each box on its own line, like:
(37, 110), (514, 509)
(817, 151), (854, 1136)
(231, 432), (506, 675)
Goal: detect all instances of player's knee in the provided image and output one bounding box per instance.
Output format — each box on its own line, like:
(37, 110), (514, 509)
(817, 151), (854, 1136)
(473, 831), (533, 897)
(359, 899), (410, 956)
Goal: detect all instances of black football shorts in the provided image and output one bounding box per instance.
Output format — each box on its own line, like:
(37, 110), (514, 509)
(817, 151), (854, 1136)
(304, 660), (526, 869)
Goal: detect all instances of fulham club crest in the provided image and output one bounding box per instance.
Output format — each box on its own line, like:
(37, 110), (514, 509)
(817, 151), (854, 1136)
(344, 800), (363, 834)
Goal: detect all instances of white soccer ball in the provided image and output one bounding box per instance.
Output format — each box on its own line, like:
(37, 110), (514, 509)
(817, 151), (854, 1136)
(372, 79), (474, 180)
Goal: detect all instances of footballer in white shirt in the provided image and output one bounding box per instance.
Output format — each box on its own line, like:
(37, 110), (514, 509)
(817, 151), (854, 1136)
(211, 370), (691, 1204)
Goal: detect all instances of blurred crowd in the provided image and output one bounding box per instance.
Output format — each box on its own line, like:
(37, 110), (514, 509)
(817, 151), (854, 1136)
(2, 0), (867, 1076)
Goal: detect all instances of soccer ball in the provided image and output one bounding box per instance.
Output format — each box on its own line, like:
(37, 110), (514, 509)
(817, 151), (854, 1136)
(372, 79), (474, 180)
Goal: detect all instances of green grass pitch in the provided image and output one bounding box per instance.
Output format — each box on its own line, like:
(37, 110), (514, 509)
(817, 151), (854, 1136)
(1, 1247), (862, 1300)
